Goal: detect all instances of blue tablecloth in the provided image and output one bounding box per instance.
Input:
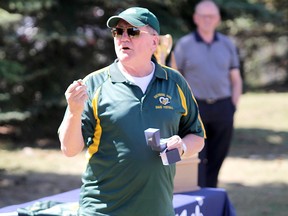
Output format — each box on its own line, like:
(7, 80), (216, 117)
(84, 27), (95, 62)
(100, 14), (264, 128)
(174, 188), (236, 216)
(0, 188), (236, 215)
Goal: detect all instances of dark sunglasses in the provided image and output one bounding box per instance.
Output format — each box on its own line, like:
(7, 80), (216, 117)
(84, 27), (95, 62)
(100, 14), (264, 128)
(111, 27), (152, 38)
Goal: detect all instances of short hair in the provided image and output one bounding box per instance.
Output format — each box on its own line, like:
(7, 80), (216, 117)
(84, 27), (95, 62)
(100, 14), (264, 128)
(194, 0), (220, 14)
(147, 25), (159, 36)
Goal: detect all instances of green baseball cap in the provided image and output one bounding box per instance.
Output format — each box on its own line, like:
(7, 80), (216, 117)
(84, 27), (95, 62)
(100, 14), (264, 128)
(107, 7), (160, 34)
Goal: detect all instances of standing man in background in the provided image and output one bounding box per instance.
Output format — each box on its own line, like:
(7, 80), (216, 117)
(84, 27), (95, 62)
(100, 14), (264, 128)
(174, 0), (242, 188)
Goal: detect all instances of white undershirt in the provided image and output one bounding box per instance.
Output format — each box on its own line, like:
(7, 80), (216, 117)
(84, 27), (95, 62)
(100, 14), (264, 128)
(119, 62), (155, 93)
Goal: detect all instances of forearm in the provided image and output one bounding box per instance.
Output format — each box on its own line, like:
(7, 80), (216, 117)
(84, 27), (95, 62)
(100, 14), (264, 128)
(59, 80), (88, 157)
(232, 82), (242, 107)
(181, 134), (205, 158)
(58, 111), (84, 157)
(230, 68), (242, 107)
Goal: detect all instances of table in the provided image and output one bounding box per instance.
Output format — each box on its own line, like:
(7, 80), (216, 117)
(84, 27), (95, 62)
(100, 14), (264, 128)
(0, 188), (236, 216)
(174, 188), (236, 216)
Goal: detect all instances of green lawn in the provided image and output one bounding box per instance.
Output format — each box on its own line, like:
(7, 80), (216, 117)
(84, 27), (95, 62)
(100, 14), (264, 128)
(219, 92), (288, 216)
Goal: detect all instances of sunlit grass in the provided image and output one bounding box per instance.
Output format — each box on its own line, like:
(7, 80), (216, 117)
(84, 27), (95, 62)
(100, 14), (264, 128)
(0, 147), (85, 175)
(219, 92), (288, 216)
(234, 92), (288, 131)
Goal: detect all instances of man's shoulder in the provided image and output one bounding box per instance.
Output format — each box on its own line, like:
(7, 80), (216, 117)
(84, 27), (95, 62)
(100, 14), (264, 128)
(216, 32), (236, 46)
(161, 65), (188, 86)
(83, 65), (110, 83)
(177, 32), (195, 44)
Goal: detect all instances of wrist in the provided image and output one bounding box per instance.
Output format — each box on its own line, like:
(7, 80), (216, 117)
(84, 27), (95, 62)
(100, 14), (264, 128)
(181, 142), (187, 158)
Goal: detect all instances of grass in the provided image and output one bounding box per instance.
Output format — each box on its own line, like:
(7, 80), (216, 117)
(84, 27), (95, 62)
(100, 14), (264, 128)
(0, 92), (288, 215)
(219, 92), (288, 216)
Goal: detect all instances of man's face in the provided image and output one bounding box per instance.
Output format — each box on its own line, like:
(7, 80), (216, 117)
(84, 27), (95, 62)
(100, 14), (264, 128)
(193, 3), (220, 34)
(113, 20), (158, 65)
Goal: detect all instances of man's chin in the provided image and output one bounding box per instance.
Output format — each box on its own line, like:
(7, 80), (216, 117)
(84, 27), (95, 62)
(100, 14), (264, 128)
(118, 54), (132, 62)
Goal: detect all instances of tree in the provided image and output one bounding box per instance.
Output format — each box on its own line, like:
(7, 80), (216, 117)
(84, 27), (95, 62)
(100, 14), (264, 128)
(0, 0), (287, 144)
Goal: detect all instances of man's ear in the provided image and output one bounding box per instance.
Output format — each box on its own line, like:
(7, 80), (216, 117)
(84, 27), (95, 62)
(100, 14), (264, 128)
(153, 37), (159, 46)
(151, 36), (159, 52)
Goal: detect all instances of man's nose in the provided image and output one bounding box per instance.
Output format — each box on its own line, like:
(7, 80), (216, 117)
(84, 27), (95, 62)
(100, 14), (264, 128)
(120, 30), (130, 39)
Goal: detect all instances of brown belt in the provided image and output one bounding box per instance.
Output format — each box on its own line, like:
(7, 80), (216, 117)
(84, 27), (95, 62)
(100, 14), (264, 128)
(196, 97), (231, 105)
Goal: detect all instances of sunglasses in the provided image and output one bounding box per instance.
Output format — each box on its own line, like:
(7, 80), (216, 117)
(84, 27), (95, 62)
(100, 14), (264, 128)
(111, 27), (153, 38)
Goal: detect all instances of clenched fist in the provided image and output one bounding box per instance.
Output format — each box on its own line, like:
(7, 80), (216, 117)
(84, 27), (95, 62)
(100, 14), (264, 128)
(65, 79), (88, 115)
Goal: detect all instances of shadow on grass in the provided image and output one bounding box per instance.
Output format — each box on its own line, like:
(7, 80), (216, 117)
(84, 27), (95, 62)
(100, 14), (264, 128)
(0, 171), (82, 208)
(231, 128), (288, 159)
(222, 182), (288, 216)
(223, 128), (288, 215)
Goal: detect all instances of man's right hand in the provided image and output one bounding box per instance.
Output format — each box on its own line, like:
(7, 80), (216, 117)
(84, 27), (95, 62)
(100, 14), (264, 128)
(65, 79), (88, 115)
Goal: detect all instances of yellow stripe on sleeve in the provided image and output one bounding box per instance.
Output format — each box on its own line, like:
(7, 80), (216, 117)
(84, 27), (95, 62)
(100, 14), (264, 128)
(177, 84), (188, 116)
(85, 87), (102, 160)
(177, 84), (206, 138)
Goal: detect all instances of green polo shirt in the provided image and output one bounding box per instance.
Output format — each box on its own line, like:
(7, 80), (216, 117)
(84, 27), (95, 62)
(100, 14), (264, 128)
(78, 59), (205, 216)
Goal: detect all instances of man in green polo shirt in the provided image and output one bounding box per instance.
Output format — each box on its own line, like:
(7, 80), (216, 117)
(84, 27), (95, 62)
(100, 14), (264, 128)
(58, 7), (205, 216)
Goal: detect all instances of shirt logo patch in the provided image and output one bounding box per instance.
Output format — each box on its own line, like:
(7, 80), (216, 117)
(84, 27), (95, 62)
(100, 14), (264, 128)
(159, 96), (170, 105)
(154, 93), (174, 110)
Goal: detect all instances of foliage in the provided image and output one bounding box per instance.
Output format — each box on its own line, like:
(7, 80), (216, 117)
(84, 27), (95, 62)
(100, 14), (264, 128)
(0, 0), (287, 142)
